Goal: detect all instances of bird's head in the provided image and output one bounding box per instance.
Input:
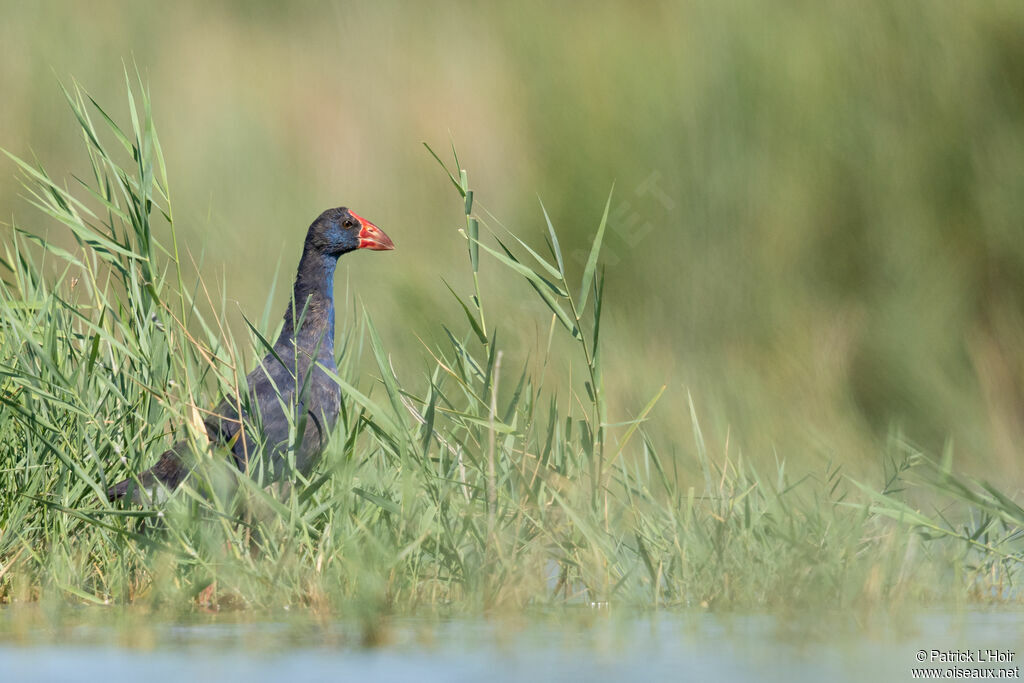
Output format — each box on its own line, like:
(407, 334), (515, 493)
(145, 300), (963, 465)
(308, 207), (395, 256)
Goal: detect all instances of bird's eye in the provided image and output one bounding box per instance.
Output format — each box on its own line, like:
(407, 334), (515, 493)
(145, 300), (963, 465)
(342, 219), (355, 229)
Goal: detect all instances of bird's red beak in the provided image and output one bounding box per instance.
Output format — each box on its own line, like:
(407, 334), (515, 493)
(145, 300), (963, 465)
(352, 211), (395, 251)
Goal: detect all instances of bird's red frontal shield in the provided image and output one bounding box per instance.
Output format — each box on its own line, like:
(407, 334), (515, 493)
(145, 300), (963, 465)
(352, 211), (395, 251)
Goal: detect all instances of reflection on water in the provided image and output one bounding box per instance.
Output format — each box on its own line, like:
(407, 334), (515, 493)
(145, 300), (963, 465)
(1, 608), (1023, 682)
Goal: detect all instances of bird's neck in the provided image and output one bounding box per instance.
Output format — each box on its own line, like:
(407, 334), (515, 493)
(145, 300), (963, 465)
(278, 246), (337, 356)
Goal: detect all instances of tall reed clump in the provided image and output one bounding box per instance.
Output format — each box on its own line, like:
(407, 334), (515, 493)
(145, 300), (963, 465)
(0, 81), (1022, 613)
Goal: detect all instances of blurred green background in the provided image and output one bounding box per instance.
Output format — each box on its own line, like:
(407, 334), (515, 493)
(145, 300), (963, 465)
(2, 1), (1023, 480)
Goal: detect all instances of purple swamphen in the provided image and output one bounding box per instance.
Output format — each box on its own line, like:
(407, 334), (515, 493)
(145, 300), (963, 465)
(107, 207), (394, 502)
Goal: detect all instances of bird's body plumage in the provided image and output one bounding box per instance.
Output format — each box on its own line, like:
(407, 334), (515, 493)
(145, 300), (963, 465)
(107, 207), (393, 502)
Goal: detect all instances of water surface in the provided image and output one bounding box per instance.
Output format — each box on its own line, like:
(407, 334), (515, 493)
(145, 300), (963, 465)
(1, 607), (1022, 682)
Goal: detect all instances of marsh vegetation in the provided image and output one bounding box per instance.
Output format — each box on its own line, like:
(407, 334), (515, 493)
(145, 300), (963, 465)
(1, 84), (1023, 619)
